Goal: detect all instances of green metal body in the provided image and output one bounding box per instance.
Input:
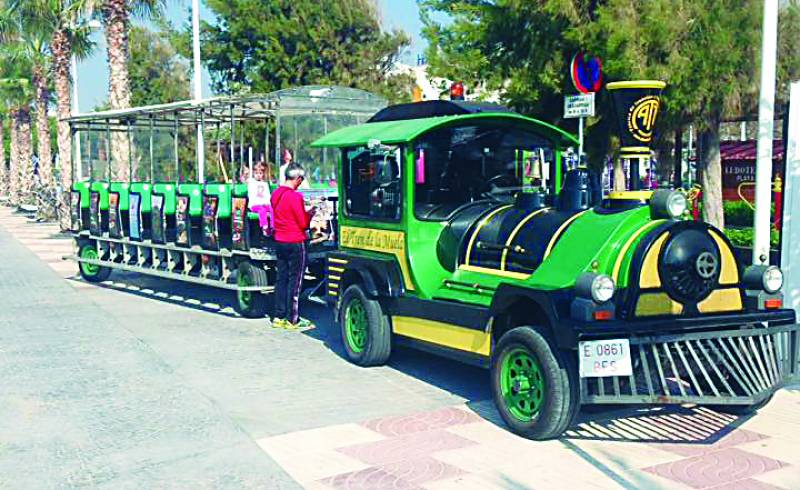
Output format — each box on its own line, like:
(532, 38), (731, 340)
(177, 183), (203, 217)
(109, 182), (131, 211)
(152, 183), (178, 214)
(73, 181), (92, 209)
(204, 183), (233, 219)
(129, 183), (153, 212)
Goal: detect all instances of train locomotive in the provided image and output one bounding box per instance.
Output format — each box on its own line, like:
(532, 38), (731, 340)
(313, 94), (800, 440)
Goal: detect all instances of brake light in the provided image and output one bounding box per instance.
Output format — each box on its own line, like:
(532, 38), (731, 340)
(764, 298), (782, 310)
(593, 310), (613, 321)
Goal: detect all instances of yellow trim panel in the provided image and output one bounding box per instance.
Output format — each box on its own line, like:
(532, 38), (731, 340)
(392, 316), (491, 356)
(329, 266), (345, 273)
(635, 292), (683, 317)
(607, 190), (654, 201)
(458, 264), (531, 280)
(340, 226), (415, 291)
(708, 230), (740, 285)
(697, 288), (742, 314)
(329, 258), (349, 264)
(639, 233), (669, 289)
(607, 80), (667, 90)
(612, 220), (665, 282)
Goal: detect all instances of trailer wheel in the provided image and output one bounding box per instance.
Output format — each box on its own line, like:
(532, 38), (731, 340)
(78, 243), (111, 283)
(491, 326), (578, 440)
(339, 284), (391, 366)
(707, 394), (774, 416)
(235, 262), (269, 318)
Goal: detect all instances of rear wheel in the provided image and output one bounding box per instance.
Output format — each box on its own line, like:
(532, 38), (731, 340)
(235, 262), (269, 318)
(491, 326), (578, 440)
(339, 284), (391, 366)
(78, 243), (111, 283)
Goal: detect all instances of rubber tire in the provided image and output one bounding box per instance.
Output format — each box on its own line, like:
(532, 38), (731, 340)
(78, 243), (111, 283)
(339, 284), (391, 366)
(491, 326), (579, 440)
(707, 394), (774, 416)
(235, 262), (269, 318)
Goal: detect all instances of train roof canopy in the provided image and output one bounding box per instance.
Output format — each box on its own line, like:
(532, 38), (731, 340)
(311, 111), (579, 149)
(65, 86), (386, 130)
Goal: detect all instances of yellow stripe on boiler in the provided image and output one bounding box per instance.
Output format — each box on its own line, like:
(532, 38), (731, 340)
(465, 204), (513, 266)
(708, 230), (739, 285)
(543, 209), (589, 260)
(500, 207), (549, 271)
(639, 232), (670, 289)
(329, 266), (345, 273)
(392, 316), (491, 356)
(329, 258), (348, 264)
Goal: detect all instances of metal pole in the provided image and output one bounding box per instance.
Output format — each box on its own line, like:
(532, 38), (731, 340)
(127, 120), (133, 180)
(753, 0), (779, 265)
(688, 125), (694, 185)
(192, 0), (205, 183)
(174, 117), (180, 182)
(229, 105), (235, 181)
(781, 81), (800, 316)
(199, 110), (206, 183)
(105, 120), (111, 182)
(71, 55), (82, 179)
(741, 121), (747, 141)
(275, 114), (281, 176)
(578, 117), (584, 160)
(149, 116), (155, 183)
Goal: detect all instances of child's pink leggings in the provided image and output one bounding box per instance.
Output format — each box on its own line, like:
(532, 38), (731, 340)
(251, 205), (272, 229)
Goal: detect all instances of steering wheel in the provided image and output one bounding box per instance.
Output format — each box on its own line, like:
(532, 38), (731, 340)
(482, 174), (517, 196)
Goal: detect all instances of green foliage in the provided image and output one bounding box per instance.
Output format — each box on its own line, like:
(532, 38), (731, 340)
(724, 200), (755, 227)
(724, 226), (779, 248)
(189, 0), (414, 103)
(129, 25), (190, 106)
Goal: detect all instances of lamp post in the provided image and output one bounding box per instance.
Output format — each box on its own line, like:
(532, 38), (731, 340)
(192, 0), (205, 183)
(753, 0), (779, 265)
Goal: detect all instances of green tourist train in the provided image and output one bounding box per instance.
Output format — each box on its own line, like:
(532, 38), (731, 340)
(66, 84), (800, 440)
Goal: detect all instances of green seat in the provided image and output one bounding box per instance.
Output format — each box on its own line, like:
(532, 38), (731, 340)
(109, 182), (131, 211)
(153, 183), (178, 214)
(72, 181), (92, 209)
(177, 183), (203, 217)
(129, 182), (153, 212)
(204, 183), (233, 219)
(90, 181), (111, 210)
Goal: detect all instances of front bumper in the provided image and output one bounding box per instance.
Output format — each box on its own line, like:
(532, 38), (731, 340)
(578, 322), (800, 406)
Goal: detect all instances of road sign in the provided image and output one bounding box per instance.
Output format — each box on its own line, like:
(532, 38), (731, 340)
(564, 93), (595, 119)
(571, 52), (603, 94)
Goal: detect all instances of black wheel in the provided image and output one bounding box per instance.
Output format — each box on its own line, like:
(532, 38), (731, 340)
(235, 262), (269, 318)
(708, 394), (774, 416)
(77, 243), (111, 283)
(339, 284), (391, 366)
(491, 326), (578, 440)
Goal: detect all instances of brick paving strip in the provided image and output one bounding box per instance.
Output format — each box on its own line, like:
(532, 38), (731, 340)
(3, 206), (800, 489)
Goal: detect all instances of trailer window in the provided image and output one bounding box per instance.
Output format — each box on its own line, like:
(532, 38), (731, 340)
(414, 121), (555, 220)
(343, 145), (402, 221)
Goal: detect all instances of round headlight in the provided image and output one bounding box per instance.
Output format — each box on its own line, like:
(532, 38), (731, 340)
(666, 191), (688, 218)
(591, 275), (615, 303)
(763, 266), (783, 293)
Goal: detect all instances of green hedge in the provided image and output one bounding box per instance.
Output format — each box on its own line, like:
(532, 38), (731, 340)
(724, 227), (780, 248)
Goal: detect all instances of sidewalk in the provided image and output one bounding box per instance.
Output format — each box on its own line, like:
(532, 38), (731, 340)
(1, 206), (798, 490)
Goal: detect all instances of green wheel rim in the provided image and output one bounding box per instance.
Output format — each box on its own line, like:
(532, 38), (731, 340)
(238, 272), (252, 310)
(500, 347), (545, 422)
(80, 246), (100, 276)
(344, 297), (368, 353)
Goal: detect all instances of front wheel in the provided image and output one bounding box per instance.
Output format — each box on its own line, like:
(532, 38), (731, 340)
(235, 262), (269, 318)
(339, 284), (391, 366)
(491, 326), (578, 440)
(78, 243), (111, 283)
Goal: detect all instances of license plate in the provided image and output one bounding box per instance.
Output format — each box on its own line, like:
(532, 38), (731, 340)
(579, 339), (633, 378)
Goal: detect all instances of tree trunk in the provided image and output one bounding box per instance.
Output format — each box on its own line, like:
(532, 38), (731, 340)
(0, 117), (6, 198)
(9, 110), (20, 206)
(103, 0), (133, 181)
(673, 127), (684, 189)
(613, 157), (626, 191)
(33, 65), (56, 219)
(52, 28), (73, 230)
(699, 118), (724, 230)
(14, 107), (34, 207)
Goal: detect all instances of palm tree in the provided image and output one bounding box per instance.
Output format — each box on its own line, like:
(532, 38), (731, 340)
(0, 108), (6, 199)
(8, 0), (94, 227)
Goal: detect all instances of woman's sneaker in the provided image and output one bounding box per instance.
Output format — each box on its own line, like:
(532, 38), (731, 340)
(271, 318), (289, 329)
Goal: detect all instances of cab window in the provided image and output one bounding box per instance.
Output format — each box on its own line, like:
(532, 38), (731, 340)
(343, 145), (402, 221)
(413, 121), (555, 220)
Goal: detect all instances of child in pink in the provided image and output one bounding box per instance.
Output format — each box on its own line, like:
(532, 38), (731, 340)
(248, 162), (273, 235)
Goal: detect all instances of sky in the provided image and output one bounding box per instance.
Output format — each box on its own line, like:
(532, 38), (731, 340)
(76, 0), (427, 111)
